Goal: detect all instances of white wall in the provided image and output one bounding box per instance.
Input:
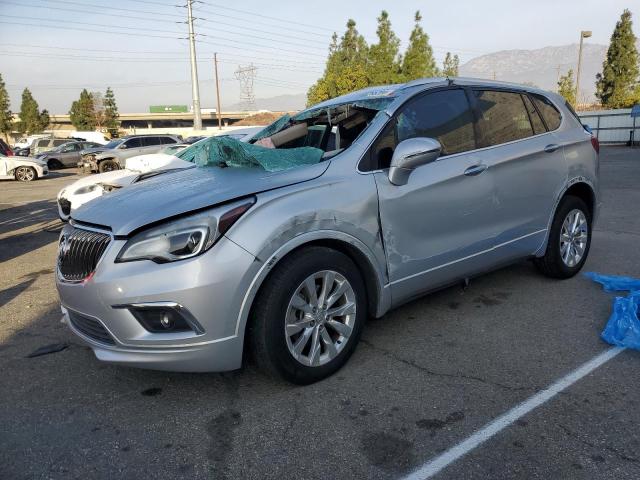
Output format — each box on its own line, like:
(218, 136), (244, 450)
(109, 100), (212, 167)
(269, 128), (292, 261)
(578, 108), (638, 144)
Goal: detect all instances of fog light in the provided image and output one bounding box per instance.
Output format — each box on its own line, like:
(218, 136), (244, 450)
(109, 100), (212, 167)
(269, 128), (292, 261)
(127, 305), (196, 333)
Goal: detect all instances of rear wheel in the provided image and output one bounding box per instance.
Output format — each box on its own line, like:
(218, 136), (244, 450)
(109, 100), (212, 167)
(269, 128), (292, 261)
(99, 159), (119, 173)
(48, 159), (63, 170)
(250, 246), (366, 384)
(535, 195), (591, 278)
(14, 166), (37, 182)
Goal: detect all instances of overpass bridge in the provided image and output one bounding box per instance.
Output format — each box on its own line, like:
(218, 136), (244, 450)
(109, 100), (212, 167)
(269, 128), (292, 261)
(45, 111), (268, 131)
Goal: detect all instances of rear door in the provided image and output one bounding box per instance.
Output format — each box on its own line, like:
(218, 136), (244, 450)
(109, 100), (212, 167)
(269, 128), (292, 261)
(120, 137), (145, 159)
(141, 136), (165, 154)
(372, 88), (501, 304)
(469, 89), (566, 260)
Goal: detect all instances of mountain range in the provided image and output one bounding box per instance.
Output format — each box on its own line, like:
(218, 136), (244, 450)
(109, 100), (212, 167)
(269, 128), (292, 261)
(235, 41), (640, 110)
(459, 41), (640, 101)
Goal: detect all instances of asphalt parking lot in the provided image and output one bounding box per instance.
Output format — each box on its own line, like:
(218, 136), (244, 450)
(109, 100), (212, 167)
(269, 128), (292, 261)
(1, 147), (639, 480)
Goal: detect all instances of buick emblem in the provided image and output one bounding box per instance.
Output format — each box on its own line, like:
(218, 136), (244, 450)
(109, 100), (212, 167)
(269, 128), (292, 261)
(58, 235), (70, 265)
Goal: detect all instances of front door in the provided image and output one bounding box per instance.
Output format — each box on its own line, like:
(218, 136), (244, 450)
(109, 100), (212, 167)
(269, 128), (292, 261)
(372, 88), (500, 305)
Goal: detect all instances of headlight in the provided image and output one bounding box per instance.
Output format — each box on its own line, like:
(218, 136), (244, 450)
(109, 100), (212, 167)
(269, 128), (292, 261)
(74, 184), (100, 195)
(116, 198), (254, 263)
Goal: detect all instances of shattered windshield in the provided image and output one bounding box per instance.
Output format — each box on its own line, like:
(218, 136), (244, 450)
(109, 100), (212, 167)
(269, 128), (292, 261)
(176, 98), (392, 172)
(104, 139), (124, 149)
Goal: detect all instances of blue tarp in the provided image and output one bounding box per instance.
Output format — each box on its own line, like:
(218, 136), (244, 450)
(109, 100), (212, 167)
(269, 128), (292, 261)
(586, 272), (640, 350)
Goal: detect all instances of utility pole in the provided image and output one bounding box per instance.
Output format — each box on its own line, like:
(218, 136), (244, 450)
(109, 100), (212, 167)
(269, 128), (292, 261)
(187, 0), (202, 130)
(214, 53), (222, 130)
(575, 30), (592, 109)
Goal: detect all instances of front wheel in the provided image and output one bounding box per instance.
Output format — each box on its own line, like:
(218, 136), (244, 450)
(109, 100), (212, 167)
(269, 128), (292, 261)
(98, 159), (119, 173)
(250, 246), (366, 384)
(535, 195), (591, 278)
(14, 166), (37, 182)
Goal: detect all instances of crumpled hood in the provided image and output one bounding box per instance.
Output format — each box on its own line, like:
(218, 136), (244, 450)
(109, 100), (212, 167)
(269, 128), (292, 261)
(72, 162), (330, 235)
(80, 147), (108, 156)
(124, 153), (192, 172)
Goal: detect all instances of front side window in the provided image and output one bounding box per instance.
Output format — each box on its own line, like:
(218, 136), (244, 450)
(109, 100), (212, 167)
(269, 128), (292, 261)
(368, 89), (476, 170)
(160, 137), (177, 145)
(396, 89), (476, 156)
(123, 138), (143, 149)
(474, 90), (533, 146)
(531, 94), (562, 131)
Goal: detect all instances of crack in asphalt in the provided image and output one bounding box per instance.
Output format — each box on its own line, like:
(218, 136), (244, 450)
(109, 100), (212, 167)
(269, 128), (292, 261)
(558, 423), (639, 464)
(360, 338), (532, 392)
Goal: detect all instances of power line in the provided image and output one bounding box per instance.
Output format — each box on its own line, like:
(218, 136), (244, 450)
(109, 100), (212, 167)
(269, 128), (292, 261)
(0, 21), (180, 39)
(199, 1), (336, 33)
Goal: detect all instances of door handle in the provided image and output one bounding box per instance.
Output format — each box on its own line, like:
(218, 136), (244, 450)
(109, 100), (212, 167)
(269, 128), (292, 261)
(464, 164), (488, 176)
(544, 144), (560, 153)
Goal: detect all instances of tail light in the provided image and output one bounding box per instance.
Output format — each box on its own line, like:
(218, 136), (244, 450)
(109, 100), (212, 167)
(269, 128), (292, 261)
(590, 135), (599, 154)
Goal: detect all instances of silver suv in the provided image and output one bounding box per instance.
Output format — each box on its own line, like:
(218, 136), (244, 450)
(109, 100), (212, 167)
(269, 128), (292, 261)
(56, 78), (599, 384)
(80, 134), (181, 173)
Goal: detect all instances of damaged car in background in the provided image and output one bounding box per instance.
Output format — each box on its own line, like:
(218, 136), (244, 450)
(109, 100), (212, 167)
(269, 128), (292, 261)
(56, 78), (599, 384)
(57, 153), (194, 221)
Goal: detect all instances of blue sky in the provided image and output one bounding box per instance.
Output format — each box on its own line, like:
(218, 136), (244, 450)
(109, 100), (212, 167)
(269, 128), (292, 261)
(0, 0), (634, 113)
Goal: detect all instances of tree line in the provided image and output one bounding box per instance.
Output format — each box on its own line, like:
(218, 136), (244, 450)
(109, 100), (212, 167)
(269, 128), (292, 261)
(307, 11), (459, 106)
(0, 79), (119, 139)
(557, 9), (639, 109)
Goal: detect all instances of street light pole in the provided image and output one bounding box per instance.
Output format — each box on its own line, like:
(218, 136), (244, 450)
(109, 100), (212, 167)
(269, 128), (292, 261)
(214, 53), (222, 130)
(575, 30), (592, 109)
(187, 0), (202, 131)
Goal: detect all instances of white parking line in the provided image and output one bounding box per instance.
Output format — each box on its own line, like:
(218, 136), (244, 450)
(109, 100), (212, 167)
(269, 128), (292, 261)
(402, 346), (626, 480)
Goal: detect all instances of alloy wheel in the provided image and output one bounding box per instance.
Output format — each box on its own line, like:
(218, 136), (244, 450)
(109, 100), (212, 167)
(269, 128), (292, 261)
(16, 167), (35, 182)
(559, 209), (588, 267)
(285, 270), (356, 367)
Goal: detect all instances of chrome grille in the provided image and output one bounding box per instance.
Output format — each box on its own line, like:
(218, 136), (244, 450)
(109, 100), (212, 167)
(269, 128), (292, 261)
(68, 310), (115, 345)
(58, 227), (111, 282)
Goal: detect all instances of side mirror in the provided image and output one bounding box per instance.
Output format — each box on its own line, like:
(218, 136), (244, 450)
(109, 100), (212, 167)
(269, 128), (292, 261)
(118, 143), (128, 149)
(388, 137), (442, 186)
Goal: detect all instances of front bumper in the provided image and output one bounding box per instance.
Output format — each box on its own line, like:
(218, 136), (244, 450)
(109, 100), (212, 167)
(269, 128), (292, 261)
(56, 234), (258, 372)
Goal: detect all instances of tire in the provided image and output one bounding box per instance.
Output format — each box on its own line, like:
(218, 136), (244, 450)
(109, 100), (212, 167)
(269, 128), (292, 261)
(535, 195), (591, 279)
(249, 246), (366, 384)
(98, 159), (119, 173)
(48, 159), (63, 170)
(14, 166), (37, 182)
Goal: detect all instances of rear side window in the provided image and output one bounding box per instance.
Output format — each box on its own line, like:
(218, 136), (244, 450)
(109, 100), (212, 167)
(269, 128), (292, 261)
(522, 95), (546, 135)
(474, 90), (533, 146)
(396, 89), (476, 156)
(53, 139), (68, 147)
(36, 139), (48, 147)
(531, 94), (561, 131)
(143, 136), (162, 146)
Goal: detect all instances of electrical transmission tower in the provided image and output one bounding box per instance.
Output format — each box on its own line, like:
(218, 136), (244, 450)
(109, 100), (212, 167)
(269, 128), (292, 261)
(234, 64), (257, 111)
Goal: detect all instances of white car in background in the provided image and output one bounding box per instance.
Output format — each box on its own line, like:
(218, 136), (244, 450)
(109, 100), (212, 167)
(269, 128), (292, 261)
(0, 151), (49, 182)
(57, 153), (194, 220)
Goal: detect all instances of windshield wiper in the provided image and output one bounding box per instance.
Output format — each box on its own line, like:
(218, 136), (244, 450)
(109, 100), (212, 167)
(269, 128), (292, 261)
(135, 166), (196, 182)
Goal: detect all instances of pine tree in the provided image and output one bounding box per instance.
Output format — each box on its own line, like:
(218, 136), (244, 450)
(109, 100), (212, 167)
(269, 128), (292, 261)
(0, 74), (12, 141)
(103, 87), (119, 131)
(595, 9), (640, 108)
(557, 69), (576, 106)
(401, 11), (439, 81)
(307, 20), (369, 105)
(18, 88), (49, 134)
(69, 89), (97, 130)
(367, 11), (402, 85)
(442, 52), (460, 77)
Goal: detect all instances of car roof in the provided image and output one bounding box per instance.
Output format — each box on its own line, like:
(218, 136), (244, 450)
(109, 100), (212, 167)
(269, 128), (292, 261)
(299, 76), (563, 118)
